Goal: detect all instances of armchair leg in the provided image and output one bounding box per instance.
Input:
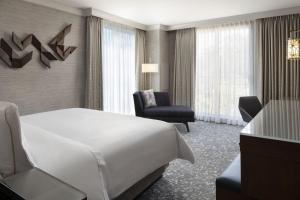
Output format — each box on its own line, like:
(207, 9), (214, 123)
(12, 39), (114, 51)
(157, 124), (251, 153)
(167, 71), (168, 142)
(184, 122), (190, 132)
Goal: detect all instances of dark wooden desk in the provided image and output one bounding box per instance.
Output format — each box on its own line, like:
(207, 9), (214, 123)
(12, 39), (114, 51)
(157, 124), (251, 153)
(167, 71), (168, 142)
(240, 100), (300, 200)
(0, 168), (87, 200)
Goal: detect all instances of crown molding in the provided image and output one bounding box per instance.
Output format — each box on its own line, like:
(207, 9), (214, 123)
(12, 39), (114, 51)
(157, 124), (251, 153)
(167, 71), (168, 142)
(22, 0), (84, 16)
(167, 6), (300, 30)
(84, 8), (147, 30)
(21, 0), (147, 30)
(146, 24), (170, 31)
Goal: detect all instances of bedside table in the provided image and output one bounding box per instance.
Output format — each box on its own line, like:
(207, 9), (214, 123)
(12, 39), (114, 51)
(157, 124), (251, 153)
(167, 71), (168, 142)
(0, 168), (87, 200)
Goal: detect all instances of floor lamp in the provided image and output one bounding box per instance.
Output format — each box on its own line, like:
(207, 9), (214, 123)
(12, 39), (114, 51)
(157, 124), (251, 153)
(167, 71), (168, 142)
(142, 63), (158, 90)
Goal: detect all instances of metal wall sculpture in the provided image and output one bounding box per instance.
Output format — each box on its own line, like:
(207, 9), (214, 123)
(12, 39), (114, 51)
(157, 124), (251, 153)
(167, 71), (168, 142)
(0, 24), (77, 69)
(49, 24), (77, 61)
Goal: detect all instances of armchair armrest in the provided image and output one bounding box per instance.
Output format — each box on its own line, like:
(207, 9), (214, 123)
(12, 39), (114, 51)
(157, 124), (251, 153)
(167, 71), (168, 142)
(133, 92), (145, 116)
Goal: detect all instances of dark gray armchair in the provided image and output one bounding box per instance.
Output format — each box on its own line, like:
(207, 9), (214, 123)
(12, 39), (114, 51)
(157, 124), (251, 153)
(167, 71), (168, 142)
(133, 91), (195, 132)
(238, 96), (263, 123)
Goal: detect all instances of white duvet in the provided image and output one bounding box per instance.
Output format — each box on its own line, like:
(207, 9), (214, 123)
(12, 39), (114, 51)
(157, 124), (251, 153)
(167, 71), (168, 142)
(20, 108), (194, 200)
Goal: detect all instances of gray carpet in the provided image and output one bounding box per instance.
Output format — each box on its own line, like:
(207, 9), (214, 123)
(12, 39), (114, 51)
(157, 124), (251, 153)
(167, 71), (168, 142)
(137, 121), (242, 200)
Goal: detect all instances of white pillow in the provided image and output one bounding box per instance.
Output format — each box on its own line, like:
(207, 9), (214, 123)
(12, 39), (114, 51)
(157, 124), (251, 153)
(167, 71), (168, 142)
(141, 89), (157, 108)
(0, 102), (32, 178)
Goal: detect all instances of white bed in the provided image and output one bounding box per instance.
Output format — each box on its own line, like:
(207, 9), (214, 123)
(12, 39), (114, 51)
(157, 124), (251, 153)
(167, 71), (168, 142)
(20, 108), (194, 200)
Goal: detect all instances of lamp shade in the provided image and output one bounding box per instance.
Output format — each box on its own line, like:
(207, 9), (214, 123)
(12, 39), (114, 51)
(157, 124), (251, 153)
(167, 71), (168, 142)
(142, 64), (159, 73)
(287, 38), (300, 60)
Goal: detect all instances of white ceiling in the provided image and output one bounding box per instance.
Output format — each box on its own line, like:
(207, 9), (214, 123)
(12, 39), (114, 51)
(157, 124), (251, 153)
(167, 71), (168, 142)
(35, 0), (300, 25)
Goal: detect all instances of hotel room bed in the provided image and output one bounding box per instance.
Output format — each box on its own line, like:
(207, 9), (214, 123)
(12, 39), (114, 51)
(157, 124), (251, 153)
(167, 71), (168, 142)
(19, 108), (194, 200)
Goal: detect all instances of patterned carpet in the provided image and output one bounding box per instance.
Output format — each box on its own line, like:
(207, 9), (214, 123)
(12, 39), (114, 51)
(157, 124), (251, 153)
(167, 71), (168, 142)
(137, 121), (242, 200)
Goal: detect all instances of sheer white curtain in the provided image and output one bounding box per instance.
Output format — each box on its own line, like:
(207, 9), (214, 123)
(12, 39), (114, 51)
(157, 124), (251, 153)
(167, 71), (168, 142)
(195, 22), (253, 125)
(102, 20), (136, 115)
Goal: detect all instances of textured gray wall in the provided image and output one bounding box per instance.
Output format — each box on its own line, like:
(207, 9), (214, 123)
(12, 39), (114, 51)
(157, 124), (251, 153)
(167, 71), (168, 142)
(145, 29), (169, 92)
(145, 30), (160, 91)
(159, 30), (169, 92)
(0, 0), (86, 115)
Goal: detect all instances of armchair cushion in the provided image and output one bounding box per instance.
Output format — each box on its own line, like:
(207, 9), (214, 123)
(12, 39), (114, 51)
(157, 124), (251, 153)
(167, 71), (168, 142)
(141, 89), (157, 108)
(154, 92), (171, 106)
(144, 106), (194, 118)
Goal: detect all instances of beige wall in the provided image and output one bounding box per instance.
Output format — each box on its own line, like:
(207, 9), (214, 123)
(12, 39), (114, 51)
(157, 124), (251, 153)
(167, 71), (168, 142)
(0, 0), (86, 115)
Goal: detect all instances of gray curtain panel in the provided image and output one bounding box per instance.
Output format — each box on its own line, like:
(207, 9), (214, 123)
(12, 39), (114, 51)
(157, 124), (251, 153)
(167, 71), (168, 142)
(172, 28), (196, 108)
(85, 16), (102, 110)
(135, 29), (147, 90)
(256, 14), (300, 105)
(253, 20), (263, 102)
(168, 31), (176, 103)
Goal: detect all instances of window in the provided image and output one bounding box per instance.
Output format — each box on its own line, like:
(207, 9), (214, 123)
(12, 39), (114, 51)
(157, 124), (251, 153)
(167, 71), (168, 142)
(102, 20), (136, 115)
(195, 22), (253, 125)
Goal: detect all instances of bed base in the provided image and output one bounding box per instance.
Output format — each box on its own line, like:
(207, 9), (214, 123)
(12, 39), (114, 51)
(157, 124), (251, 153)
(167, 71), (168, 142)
(113, 164), (169, 200)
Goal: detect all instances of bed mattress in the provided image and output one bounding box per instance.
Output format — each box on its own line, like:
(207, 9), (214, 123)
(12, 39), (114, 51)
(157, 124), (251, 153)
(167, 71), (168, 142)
(20, 108), (194, 200)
